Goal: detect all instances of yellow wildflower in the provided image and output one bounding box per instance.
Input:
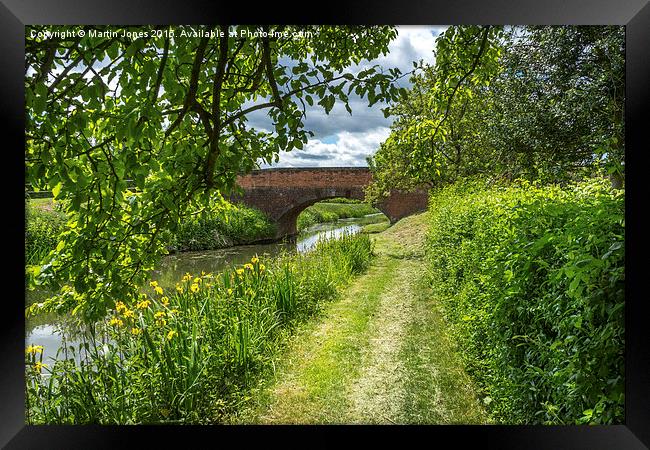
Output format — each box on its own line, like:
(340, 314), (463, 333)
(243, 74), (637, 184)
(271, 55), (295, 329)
(244, 263), (253, 270)
(201, 271), (206, 276)
(33, 361), (48, 371)
(259, 263), (265, 272)
(166, 330), (177, 340)
(123, 309), (135, 318)
(236, 268), (244, 276)
(182, 273), (192, 282)
(161, 296), (170, 306)
(227, 288), (233, 296)
(115, 301), (127, 313)
(193, 277), (201, 284)
(109, 317), (124, 327)
(154, 311), (167, 326)
(154, 286), (164, 295)
(136, 299), (151, 310)
(150, 281), (159, 287)
(131, 327), (142, 336)
(176, 283), (184, 293)
(25, 345), (44, 355)
(190, 283), (199, 293)
(251, 256), (259, 264)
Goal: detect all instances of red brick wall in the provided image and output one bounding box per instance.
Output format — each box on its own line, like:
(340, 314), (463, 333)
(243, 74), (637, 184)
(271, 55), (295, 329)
(237, 167), (373, 189)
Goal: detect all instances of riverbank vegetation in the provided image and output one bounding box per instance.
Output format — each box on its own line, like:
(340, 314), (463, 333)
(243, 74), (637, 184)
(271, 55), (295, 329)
(161, 204), (275, 252)
(26, 232), (374, 424)
(25, 201), (66, 265)
(297, 199), (380, 232)
(26, 197), (276, 263)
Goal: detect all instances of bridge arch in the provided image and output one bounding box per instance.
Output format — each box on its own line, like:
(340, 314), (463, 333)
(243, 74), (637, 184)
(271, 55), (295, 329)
(230, 167), (428, 239)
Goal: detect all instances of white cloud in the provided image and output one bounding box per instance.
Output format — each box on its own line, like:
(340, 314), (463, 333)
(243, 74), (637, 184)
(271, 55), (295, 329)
(260, 127), (392, 168)
(264, 25), (445, 168)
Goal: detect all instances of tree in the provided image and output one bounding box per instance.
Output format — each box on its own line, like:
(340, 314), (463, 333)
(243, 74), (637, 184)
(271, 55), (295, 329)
(366, 25), (504, 202)
(25, 25), (405, 320)
(366, 25), (625, 201)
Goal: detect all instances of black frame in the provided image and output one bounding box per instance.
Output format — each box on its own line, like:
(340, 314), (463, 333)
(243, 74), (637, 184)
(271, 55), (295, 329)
(3, 1), (649, 448)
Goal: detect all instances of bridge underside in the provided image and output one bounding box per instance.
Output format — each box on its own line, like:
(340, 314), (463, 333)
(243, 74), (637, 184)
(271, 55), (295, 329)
(230, 186), (429, 239)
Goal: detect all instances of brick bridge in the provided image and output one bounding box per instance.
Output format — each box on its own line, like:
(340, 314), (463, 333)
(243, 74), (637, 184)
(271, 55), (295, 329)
(230, 167), (429, 238)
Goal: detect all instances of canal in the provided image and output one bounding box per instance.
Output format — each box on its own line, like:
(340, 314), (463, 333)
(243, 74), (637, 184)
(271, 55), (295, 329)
(25, 213), (389, 363)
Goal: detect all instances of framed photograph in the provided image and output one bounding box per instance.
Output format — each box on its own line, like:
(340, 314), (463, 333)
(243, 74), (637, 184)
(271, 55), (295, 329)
(4, 0), (648, 447)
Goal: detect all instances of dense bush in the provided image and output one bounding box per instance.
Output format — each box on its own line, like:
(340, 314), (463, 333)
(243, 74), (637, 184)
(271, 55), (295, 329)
(26, 232), (374, 424)
(426, 177), (624, 424)
(297, 201), (379, 231)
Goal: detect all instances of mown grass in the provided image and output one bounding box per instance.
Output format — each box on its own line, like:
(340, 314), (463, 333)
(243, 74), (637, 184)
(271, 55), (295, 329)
(426, 177), (624, 424)
(247, 256), (400, 423)
(248, 211), (488, 424)
(297, 200), (379, 232)
(25, 232), (374, 424)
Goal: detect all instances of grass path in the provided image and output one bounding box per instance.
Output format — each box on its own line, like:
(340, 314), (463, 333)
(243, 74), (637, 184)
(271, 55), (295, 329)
(240, 212), (489, 424)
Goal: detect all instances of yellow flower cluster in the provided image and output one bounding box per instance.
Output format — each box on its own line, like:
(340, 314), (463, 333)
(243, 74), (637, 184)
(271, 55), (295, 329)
(123, 309), (135, 318)
(131, 327), (142, 336)
(25, 345), (44, 355)
(166, 330), (177, 341)
(136, 299), (151, 310)
(109, 317), (124, 327)
(251, 256), (259, 264)
(115, 301), (128, 313)
(190, 283), (199, 293)
(244, 263), (253, 270)
(154, 311), (167, 326)
(32, 361), (48, 371)
(161, 296), (170, 306)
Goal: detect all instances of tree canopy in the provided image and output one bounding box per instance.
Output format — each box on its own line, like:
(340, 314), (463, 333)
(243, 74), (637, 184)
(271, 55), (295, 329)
(366, 25), (625, 202)
(25, 25), (405, 320)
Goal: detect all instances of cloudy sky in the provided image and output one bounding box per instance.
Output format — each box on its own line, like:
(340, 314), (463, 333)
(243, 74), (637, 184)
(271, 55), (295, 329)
(252, 26), (447, 168)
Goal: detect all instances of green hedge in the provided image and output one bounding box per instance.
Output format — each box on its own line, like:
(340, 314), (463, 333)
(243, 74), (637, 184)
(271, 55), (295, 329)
(426, 177), (624, 424)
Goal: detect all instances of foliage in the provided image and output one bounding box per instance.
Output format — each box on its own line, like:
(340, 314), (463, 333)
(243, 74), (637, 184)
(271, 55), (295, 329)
(297, 201), (379, 231)
(25, 25), (405, 320)
(25, 232), (374, 424)
(367, 25), (625, 201)
(426, 177), (624, 424)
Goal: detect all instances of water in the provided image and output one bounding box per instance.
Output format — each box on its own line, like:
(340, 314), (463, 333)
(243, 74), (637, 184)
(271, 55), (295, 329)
(25, 213), (389, 363)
